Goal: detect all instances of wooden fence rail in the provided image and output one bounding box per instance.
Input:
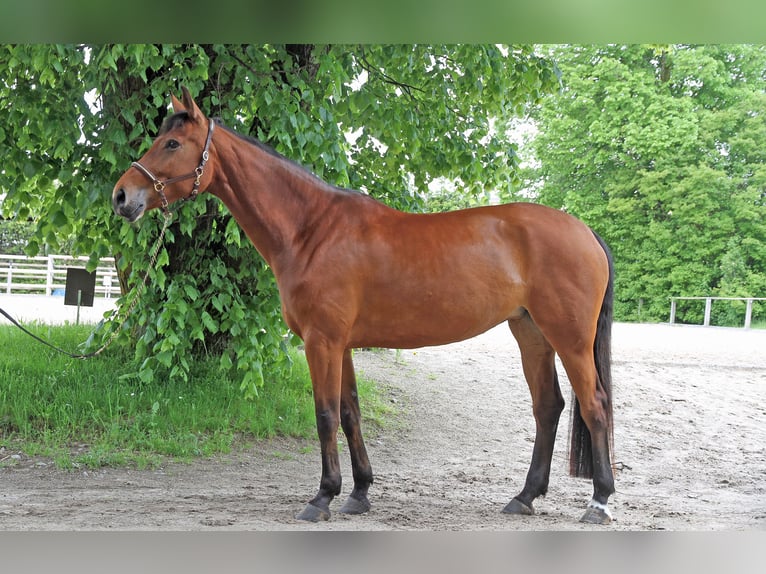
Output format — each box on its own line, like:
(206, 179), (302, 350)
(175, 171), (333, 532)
(669, 296), (766, 329)
(0, 254), (117, 298)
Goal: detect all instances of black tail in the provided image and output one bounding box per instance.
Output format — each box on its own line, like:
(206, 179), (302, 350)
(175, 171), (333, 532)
(569, 231), (614, 478)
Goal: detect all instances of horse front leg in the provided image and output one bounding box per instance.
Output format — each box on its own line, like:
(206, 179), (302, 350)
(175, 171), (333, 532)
(338, 349), (373, 514)
(295, 334), (344, 522)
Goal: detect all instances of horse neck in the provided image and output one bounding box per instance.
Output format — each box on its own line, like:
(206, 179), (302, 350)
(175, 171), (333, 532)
(208, 131), (331, 269)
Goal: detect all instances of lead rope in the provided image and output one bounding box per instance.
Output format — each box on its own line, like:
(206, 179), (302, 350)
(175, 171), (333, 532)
(0, 210), (173, 359)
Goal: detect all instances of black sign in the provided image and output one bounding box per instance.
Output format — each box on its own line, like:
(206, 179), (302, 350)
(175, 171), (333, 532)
(64, 268), (96, 307)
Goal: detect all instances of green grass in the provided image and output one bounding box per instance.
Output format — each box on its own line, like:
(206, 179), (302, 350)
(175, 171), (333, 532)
(0, 323), (389, 469)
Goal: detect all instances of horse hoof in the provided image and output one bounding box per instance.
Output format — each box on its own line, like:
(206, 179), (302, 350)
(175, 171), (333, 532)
(339, 495), (371, 515)
(502, 498), (534, 516)
(580, 502), (612, 525)
(295, 503), (331, 522)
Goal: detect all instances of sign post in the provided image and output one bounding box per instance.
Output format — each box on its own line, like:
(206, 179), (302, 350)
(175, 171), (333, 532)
(64, 268), (96, 325)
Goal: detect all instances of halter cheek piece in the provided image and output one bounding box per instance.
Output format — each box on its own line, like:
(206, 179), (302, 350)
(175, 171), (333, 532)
(130, 118), (215, 214)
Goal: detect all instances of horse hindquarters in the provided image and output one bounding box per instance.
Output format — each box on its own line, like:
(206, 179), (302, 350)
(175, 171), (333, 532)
(507, 227), (615, 524)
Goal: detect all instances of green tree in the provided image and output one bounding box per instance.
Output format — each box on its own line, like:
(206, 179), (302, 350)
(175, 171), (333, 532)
(526, 44), (766, 325)
(0, 220), (35, 254)
(0, 44), (559, 393)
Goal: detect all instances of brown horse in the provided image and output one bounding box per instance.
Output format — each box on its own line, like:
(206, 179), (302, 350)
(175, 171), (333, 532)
(112, 87), (616, 525)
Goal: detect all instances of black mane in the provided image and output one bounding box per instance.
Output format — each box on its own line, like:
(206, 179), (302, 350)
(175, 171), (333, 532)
(158, 111), (363, 196)
(212, 118), (286, 162)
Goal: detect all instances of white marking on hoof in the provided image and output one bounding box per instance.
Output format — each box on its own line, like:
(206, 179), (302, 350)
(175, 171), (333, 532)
(586, 498), (613, 520)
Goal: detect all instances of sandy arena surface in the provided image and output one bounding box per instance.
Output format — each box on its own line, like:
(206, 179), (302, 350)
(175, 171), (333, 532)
(1, 295), (764, 530)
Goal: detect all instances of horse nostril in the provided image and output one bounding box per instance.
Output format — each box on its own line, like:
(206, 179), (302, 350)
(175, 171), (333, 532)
(114, 187), (126, 208)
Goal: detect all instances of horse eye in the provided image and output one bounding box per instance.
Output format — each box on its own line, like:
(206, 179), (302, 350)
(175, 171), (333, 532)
(166, 139), (180, 150)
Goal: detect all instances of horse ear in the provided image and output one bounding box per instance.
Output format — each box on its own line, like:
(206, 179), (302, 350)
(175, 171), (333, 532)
(171, 93), (185, 113)
(181, 86), (203, 122)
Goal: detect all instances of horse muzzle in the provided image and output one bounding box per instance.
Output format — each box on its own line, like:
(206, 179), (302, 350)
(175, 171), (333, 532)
(112, 186), (147, 222)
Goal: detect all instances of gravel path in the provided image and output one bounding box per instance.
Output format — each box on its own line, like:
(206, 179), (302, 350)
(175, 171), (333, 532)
(1, 317), (764, 530)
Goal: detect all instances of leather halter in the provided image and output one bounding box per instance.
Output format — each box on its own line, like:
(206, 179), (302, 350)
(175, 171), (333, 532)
(130, 118), (215, 214)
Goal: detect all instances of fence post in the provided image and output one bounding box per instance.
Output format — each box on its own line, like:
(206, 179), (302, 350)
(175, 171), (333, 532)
(103, 273), (113, 299)
(703, 297), (712, 326)
(46, 255), (54, 296)
(669, 298), (676, 324)
(744, 298), (753, 329)
(6, 261), (11, 294)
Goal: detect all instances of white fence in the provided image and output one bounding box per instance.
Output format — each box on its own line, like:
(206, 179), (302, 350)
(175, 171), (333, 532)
(669, 296), (766, 329)
(0, 254), (118, 298)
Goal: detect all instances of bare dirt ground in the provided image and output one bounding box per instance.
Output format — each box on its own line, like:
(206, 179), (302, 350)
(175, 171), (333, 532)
(1, 322), (764, 531)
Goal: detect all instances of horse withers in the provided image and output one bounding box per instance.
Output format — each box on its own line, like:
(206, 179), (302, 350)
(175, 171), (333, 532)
(112, 87), (616, 525)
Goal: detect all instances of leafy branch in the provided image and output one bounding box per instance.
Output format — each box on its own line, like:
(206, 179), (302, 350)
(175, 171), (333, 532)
(357, 48), (426, 100)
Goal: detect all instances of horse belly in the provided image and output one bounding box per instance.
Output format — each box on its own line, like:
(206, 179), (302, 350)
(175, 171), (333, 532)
(349, 267), (523, 349)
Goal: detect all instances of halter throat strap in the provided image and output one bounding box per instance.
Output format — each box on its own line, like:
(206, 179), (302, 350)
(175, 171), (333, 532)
(131, 118), (215, 214)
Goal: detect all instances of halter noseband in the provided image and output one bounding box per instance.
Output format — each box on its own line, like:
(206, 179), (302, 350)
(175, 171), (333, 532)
(131, 118), (215, 214)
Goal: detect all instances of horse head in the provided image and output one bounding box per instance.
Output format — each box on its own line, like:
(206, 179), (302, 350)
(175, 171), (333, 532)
(112, 87), (214, 222)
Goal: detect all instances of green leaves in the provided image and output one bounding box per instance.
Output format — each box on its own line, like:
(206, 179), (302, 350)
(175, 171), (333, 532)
(335, 45), (558, 211)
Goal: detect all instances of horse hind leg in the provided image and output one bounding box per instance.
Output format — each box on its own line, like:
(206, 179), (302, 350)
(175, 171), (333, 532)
(503, 313), (564, 516)
(337, 349), (374, 515)
(557, 348), (615, 525)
